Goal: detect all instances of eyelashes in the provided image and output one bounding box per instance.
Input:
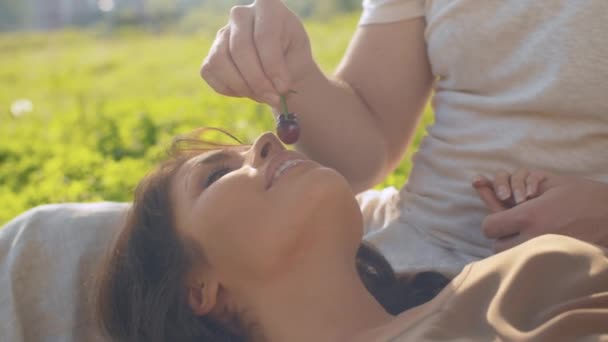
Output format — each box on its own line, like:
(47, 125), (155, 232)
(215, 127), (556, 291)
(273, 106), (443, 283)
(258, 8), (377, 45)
(205, 163), (232, 187)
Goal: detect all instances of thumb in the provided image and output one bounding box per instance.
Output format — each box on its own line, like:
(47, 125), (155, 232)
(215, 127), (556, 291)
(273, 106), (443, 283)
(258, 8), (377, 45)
(481, 201), (535, 239)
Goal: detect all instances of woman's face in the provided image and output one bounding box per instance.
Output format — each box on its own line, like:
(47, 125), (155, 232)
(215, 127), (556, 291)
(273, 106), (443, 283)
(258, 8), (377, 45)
(171, 132), (363, 287)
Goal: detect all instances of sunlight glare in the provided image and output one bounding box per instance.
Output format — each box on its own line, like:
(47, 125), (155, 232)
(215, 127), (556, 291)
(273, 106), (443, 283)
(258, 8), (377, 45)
(98, 0), (115, 12)
(10, 99), (33, 117)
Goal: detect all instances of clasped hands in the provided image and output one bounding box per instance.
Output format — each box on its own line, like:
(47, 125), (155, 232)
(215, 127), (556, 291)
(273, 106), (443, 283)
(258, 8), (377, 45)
(473, 169), (608, 253)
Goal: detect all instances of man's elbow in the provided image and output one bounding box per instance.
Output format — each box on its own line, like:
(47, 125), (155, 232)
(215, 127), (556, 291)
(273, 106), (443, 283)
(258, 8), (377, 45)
(348, 143), (392, 194)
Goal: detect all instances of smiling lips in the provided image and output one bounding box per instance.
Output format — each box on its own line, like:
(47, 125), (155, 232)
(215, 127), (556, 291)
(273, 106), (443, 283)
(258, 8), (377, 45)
(265, 151), (308, 189)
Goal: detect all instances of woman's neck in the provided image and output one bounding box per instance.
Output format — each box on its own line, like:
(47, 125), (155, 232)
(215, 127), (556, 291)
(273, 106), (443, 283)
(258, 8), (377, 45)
(239, 251), (394, 342)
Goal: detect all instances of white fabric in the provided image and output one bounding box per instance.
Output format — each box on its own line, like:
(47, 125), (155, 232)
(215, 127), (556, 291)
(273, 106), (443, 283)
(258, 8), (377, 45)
(0, 202), (129, 342)
(358, 0), (608, 276)
(360, 0), (425, 25)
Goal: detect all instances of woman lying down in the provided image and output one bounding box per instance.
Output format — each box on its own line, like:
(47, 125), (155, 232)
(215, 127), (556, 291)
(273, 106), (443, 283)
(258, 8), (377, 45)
(97, 129), (608, 342)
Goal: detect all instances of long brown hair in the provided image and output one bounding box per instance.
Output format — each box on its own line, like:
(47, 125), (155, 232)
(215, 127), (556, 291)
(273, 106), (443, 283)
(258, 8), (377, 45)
(96, 128), (449, 342)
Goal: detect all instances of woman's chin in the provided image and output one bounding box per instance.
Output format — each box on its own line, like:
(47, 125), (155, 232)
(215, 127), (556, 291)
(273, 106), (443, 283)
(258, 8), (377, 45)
(299, 166), (354, 200)
(296, 167), (361, 223)
(268, 164), (361, 235)
(252, 167), (363, 279)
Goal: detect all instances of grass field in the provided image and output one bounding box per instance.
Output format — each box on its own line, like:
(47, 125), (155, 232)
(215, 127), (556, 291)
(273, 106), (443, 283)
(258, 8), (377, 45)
(0, 13), (433, 226)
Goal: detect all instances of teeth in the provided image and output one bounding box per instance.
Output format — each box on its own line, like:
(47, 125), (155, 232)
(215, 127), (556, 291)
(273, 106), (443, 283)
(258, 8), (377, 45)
(273, 160), (302, 181)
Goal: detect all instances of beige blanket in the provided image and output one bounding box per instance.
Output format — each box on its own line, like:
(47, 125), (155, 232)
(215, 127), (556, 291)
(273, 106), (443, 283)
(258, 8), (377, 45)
(0, 202), (129, 342)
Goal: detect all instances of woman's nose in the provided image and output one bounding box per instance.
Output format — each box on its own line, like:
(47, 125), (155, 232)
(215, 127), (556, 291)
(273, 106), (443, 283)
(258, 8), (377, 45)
(248, 132), (284, 167)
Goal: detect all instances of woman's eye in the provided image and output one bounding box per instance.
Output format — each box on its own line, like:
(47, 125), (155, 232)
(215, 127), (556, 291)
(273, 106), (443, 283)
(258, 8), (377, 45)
(205, 167), (231, 187)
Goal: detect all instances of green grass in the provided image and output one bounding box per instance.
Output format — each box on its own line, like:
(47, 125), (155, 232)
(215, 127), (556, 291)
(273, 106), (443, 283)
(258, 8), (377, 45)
(0, 14), (432, 226)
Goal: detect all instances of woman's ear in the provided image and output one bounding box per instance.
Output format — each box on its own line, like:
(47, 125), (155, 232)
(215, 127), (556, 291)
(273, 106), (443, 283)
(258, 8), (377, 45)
(188, 280), (219, 316)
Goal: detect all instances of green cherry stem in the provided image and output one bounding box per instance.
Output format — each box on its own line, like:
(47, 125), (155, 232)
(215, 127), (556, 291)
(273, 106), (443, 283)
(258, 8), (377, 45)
(275, 90), (300, 144)
(279, 89), (298, 118)
(280, 94), (289, 116)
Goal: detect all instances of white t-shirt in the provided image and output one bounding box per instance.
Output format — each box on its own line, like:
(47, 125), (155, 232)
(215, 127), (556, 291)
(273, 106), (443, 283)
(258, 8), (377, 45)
(358, 0), (608, 276)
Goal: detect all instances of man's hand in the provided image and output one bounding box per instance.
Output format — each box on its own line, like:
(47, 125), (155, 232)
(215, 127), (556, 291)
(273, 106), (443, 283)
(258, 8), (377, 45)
(200, 0), (314, 107)
(472, 170), (608, 253)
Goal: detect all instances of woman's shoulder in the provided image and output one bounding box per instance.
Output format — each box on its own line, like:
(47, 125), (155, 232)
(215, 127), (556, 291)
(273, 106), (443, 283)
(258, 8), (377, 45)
(474, 234), (608, 275)
(375, 235), (608, 341)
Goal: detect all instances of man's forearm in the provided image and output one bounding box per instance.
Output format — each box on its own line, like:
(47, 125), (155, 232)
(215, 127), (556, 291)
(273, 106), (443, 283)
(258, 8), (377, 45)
(276, 63), (390, 193)
(274, 19), (433, 193)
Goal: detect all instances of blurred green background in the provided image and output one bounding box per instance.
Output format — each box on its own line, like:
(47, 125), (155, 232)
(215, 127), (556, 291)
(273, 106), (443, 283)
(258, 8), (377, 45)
(0, 1), (433, 225)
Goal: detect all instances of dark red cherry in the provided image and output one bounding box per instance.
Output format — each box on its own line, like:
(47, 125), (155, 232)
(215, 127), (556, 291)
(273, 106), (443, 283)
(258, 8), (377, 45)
(276, 113), (300, 144)
(275, 91), (300, 144)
